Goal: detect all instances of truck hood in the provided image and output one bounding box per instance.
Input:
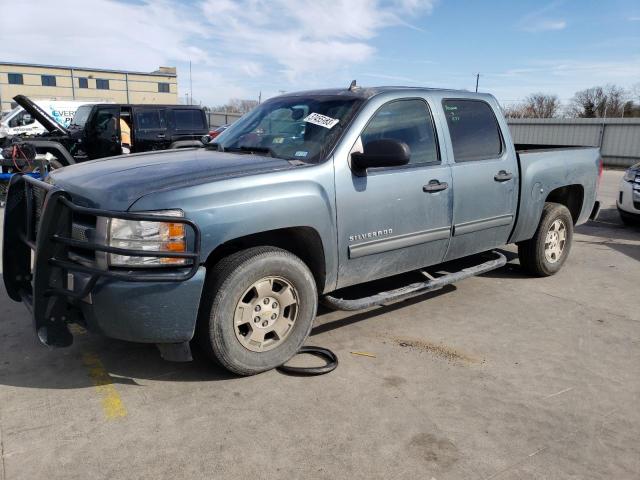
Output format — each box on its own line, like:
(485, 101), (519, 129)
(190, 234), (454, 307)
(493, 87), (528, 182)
(49, 148), (297, 209)
(13, 95), (69, 135)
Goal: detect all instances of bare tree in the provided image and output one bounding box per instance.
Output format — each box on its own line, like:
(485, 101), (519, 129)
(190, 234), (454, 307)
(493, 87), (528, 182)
(503, 103), (528, 118)
(567, 85), (628, 117)
(524, 93), (561, 118)
(503, 93), (560, 118)
(211, 98), (259, 114)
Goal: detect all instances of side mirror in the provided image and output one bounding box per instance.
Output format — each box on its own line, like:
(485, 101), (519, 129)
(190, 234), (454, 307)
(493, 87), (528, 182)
(351, 139), (410, 172)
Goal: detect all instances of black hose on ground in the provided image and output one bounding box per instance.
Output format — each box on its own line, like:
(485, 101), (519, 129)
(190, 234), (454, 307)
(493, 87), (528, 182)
(278, 346), (338, 375)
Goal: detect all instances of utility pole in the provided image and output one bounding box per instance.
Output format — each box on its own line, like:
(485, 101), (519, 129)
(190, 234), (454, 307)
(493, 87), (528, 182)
(258, 91), (262, 104)
(189, 60), (193, 105)
(475, 73), (480, 93)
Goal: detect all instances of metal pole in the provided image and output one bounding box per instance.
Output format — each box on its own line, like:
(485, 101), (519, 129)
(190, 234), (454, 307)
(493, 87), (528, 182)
(71, 68), (76, 100)
(189, 60), (193, 105)
(125, 73), (130, 103)
(475, 73), (480, 93)
(599, 105), (607, 148)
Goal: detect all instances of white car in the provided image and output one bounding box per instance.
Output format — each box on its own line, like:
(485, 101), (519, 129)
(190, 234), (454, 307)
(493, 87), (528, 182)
(617, 162), (640, 225)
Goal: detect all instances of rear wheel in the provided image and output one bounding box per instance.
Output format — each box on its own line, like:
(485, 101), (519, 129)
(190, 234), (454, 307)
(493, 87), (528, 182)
(198, 247), (318, 376)
(518, 202), (574, 277)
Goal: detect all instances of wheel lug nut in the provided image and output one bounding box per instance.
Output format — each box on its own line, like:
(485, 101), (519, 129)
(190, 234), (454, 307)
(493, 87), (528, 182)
(254, 317), (260, 323)
(272, 302), (278, 308)
(255, 305), (261, 312)
(271, 314), (277, 320)
(263, 298), (270, 305)
(262, 320), (268, 327)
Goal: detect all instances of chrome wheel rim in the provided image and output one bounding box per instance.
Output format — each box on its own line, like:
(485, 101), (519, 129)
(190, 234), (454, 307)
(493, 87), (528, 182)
(544, 219), (567, 264)
(234, 276), (299, 352)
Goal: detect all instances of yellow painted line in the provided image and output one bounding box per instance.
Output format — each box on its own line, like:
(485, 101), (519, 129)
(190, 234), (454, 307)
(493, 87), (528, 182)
(350, 351), (377, 358)
(68, 324), (87, 335)
(82, 353), (128, 420)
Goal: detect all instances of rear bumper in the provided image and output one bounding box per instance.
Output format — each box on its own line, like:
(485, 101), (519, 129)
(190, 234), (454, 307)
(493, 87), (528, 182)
(2, 174), (204, 347)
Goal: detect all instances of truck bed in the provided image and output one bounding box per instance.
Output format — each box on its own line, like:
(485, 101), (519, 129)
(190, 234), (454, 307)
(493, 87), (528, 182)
(509, 145), (601, 244)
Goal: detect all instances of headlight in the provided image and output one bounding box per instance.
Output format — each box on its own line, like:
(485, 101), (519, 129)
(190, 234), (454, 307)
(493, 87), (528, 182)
(108, 210), (187, 267)
(623, 168), (637, 182)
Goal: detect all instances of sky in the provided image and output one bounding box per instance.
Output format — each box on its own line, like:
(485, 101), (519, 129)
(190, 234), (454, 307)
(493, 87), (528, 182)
(1, 0), (639, 108)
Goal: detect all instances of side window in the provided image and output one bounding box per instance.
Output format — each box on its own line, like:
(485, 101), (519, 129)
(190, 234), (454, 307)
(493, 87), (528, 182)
(172, 109), (205, 130)
(442, 99), (503, 162)
(360, 99), (439, 166)
(136, 109), (163, 130)
(93, 108), (118, 135)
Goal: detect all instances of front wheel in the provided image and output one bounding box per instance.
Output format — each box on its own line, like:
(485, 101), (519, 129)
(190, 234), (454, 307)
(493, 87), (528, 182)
(197, 247), (318, 376)
(518, 202), (574, 277)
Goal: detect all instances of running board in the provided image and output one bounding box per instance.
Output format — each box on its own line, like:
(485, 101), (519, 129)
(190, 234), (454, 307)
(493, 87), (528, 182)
(322, 251), (507, 311)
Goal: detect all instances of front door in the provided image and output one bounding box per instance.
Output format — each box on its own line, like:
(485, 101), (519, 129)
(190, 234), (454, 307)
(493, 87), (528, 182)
(335, 98), (453, 289)
(440, 98), (519, 261)
(87, 106), (121, 159)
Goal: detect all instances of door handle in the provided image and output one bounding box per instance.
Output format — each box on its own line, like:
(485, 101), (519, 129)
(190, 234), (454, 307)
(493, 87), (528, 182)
(494, 170), (513, 182)
(423, 180), (449, 193)
(156, 133), (166, 138)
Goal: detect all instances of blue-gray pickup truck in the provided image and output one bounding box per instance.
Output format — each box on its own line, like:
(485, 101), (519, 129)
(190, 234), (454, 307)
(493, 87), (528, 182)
(3, 86), (602, 375)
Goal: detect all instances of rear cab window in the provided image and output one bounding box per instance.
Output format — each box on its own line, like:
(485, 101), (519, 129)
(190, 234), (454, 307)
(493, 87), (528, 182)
(442, 99), (503, 162)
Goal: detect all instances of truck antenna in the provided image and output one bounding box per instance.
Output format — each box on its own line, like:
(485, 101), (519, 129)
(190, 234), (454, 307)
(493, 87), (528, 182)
(348, 80), (357, 91)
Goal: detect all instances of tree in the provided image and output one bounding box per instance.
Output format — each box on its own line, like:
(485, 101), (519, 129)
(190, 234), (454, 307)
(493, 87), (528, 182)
(567, 85), (628, 118)
(211, 98), (259, 114)
(503, 93), (560, 118)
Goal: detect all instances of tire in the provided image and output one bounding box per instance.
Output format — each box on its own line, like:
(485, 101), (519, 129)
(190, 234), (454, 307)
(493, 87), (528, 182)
(47, 158), (65, 170)
(618, 208), (640, 226)
(197, 246), (318, 376)
(518, 202), (574, 277)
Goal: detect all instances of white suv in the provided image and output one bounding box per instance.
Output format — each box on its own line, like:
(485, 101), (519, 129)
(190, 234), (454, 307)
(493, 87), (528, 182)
(617, 162), (640, 225)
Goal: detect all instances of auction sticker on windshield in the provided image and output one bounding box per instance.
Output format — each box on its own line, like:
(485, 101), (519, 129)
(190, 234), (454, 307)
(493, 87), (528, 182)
(303, 112), (339, 129)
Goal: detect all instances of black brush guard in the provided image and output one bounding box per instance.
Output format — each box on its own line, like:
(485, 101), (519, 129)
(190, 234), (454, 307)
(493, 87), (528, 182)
(3, 174), (201, 347)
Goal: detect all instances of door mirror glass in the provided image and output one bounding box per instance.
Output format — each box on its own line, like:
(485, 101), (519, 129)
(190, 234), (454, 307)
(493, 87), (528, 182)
(351, 138), (410, 171)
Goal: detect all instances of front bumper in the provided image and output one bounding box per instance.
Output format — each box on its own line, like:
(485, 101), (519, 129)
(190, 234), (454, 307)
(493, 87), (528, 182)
(2, 174), (204, 348)
(617, 176), (640, 215)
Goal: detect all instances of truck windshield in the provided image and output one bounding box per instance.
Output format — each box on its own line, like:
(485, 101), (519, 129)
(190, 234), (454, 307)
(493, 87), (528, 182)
(70, 105), (93, 128)
(212, 95), (364, 163)
(1, 106), (20, 124)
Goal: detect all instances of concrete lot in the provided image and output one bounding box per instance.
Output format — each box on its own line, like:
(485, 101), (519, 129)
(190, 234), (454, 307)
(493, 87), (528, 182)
(0, 170), (638, 480)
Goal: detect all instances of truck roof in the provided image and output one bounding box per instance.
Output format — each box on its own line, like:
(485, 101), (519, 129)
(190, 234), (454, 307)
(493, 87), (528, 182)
(279, 85), (484, 100)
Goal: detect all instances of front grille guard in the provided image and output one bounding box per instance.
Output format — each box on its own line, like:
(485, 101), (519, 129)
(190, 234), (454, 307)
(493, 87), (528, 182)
(3, 174), (201, 347)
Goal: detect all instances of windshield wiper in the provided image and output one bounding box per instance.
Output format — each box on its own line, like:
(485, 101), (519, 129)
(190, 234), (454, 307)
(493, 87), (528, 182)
(227, 145), (274, 157)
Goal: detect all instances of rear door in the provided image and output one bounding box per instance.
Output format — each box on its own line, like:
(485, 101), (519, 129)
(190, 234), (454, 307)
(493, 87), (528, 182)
(335, 97), (453, 288)
(133, 107), (169, 152)
(440, 98), (519, 261)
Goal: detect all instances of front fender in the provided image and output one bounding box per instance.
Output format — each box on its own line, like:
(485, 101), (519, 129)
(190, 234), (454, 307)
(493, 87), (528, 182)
(129, 161), (338, 291)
